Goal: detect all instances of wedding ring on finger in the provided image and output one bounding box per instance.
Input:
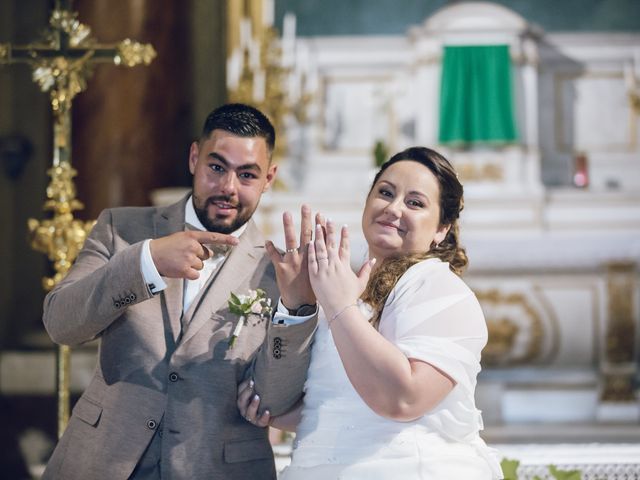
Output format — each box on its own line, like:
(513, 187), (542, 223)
(285, 247), (298, 254)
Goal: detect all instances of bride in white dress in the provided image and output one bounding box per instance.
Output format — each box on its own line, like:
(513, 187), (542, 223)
(239, 147), (503, 479)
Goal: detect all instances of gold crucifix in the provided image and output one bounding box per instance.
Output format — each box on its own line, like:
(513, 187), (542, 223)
(0, 0), (155, 438)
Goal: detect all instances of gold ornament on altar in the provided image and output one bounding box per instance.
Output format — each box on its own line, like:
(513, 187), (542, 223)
(226, 5), (315, 164)
(624, 58), (640, 115)
(1, 0), (156, 437)
(476, 289), (556, 367)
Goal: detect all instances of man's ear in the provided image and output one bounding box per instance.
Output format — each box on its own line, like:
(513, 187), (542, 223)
(263, 163), (278, 192)
(188, 142), (199, 175)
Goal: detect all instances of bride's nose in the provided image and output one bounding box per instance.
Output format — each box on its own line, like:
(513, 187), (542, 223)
(383, 199), (402, 218)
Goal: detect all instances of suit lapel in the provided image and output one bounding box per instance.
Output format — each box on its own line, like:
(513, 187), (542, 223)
(178, 220), (265, 347)
(153, 195), (190, 344)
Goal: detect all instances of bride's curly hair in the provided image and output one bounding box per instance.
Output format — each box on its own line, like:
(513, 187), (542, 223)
(360, 147), (467, 328)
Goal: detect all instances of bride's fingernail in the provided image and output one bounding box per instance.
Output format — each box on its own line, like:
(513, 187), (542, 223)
(249, 379), (254, 389)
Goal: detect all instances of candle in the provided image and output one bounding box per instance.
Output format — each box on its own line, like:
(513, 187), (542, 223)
(253, 69), (265, 103)
(263, 0), (274, 27)
(282, 13), (297, 67)
(226, 49), (242, 90)
(240, 18), (252, 51)
(249, 38), (260, 71)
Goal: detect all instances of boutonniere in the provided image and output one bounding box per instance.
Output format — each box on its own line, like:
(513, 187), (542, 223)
(227, 289), (273, 348)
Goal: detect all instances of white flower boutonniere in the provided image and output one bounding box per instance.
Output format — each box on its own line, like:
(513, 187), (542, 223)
(228, 288), (273, 348)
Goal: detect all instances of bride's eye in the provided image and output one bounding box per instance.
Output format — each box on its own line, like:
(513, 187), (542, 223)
(378, 188), (393, 197)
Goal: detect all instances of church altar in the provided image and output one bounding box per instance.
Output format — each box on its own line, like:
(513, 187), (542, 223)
(150, 2), (640, 438)
(254, 1), (640, 435)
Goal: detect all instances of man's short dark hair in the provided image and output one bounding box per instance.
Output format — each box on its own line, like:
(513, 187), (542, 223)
(201, 103), (276, 158)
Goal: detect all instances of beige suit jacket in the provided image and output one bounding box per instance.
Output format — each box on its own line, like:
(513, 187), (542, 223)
(41, 195), (317, 479)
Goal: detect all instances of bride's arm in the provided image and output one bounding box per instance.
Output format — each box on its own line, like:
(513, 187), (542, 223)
(329, 308), (455, 421)
(270, 398), (303, 431)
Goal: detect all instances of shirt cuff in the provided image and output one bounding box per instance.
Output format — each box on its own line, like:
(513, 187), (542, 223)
(272, 298), (317, 326)
(141, 239), (167, 295)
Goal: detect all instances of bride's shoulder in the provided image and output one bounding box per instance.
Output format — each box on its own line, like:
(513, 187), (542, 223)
(387, 258), (472, 304)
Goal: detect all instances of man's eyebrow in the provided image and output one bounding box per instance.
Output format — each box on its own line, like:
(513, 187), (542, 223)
(207, 152), (263, 174)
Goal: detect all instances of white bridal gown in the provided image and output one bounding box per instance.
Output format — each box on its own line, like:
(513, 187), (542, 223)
(281, 259), (503, 480)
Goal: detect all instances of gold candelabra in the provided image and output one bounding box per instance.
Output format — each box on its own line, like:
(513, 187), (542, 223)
(1, 0), (155, 437)
(226, 9), (314, 167)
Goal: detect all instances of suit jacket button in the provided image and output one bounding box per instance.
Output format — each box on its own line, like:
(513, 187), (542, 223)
(114, 301), (121, 308)
(274, 352), (282, 359)
(146, 419), (157, 429)
(169, 372), (179, 382)
(129, 293), (136, 301)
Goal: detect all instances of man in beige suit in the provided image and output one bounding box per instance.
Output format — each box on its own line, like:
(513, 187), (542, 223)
(42, 103), (318, 479)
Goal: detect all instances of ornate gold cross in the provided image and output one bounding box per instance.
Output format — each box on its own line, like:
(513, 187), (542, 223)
(1, 0), (155, 437)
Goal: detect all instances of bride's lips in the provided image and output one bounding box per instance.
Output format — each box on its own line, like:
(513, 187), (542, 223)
(376, 220), (403, 232)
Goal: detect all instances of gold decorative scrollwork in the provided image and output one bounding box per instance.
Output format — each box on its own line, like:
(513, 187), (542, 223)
(28, 162), (95, 291)
(476, 289), (546, 367)
(456, 162), (503, 182)
(606, 262), (636, 364)
(33, 54), (94, 113)
(601, 373), (636, 402)
(600, 262), (637, 403)
(115, 39), (157, 67)
(49, 9), (92, 47)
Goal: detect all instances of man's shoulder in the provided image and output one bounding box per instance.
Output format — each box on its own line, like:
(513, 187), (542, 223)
(107, 205), (158, 218)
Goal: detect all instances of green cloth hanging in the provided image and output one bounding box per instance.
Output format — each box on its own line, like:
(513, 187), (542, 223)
(438, 45), (517, 145)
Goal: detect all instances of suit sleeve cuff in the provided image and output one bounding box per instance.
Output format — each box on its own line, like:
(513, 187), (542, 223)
(141, 239), (167, 295)
(272, 298), (317, 326)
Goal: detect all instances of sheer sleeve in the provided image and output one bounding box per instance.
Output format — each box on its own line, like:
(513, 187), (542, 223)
(378, 259), (487, 395)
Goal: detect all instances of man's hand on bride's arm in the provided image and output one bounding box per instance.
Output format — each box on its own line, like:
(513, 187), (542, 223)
(237, 379), (302, 431)
(265, 205), (318, 311)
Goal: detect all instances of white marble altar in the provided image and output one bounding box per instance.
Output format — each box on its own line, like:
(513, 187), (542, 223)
(151, 0), (640, 438)
(255, 1), (640, 432)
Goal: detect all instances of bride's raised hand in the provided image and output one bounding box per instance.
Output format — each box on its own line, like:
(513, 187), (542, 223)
(308, 219), (375, 319)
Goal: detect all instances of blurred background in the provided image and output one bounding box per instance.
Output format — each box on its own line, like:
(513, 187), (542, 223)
(1, 0), (639, 477)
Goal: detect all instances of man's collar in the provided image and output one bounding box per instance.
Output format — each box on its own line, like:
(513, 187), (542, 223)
(185, 195), (248, 238)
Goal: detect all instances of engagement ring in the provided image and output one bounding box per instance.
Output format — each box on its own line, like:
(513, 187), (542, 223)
(285, 247), (298, 253)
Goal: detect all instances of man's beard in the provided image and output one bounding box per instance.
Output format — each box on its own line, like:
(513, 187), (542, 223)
(192, 195), (253, 234)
